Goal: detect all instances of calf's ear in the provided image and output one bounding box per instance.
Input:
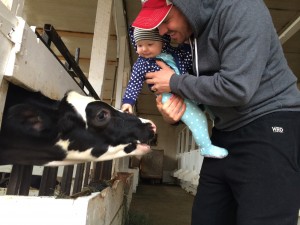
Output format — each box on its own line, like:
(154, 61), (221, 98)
(5, 104), (49, 133)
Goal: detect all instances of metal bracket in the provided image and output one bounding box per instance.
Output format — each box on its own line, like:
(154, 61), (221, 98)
(0, 2), (25, 54)
(0, 1), (17, 41)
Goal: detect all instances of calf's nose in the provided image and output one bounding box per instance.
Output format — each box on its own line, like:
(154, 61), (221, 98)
(149, 120), (157, 133)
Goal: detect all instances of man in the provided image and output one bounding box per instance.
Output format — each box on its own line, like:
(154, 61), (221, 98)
(132, 0), (300, 224)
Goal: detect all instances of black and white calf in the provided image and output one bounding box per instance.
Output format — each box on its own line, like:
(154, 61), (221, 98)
(0, 84), (156, 166)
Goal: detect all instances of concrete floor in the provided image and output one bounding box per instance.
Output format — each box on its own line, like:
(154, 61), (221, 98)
(129, 184), (194, 225)
(129, 183), (300, 225)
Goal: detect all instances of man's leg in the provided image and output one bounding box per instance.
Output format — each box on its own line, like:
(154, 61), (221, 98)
(191, 158), (237, 225)
(216, 112), (300, 225)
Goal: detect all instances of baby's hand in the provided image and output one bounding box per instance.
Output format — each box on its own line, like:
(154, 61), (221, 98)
(121, 103), (133, 114)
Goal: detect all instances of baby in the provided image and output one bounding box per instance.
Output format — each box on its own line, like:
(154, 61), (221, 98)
(121, 27), (228, 158)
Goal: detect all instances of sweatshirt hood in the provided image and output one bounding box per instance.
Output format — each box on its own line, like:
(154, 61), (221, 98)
(172, 0), (219, 37)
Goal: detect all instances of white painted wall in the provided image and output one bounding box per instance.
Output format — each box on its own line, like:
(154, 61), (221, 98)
(0, 175), (133, 225)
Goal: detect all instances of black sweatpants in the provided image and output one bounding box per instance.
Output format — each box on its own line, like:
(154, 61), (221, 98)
(192, 111), (300, 225)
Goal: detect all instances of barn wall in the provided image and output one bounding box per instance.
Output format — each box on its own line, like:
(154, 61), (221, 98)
(139, 114), (183, 183)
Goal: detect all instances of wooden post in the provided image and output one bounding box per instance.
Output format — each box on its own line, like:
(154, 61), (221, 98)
(114, 0), (130, 108)
(88, 0), (113, 97)
(115, 36), (126, 108)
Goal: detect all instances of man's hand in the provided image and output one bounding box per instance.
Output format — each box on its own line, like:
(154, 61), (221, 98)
(145, 60), (174, 94)
(156, 94), (186, 124)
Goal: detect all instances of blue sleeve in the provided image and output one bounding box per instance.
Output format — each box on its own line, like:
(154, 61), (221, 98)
(122, 59), (162, 105)
(122, 61), (146, 105)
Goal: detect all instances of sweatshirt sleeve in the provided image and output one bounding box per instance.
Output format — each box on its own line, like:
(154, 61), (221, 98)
(170, 1), (272, 107)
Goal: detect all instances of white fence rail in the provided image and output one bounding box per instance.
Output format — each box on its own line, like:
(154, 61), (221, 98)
(172, 127), (204, 195)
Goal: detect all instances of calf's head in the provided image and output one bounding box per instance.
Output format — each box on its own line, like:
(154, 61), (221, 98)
(0, 88), (156, 166)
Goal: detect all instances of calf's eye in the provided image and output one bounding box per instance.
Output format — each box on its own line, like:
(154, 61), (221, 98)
(97, 110), (108, 120)
(93, 109), (111, 128)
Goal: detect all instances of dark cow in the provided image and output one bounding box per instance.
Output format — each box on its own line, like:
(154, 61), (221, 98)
(0, 84), (156, 166)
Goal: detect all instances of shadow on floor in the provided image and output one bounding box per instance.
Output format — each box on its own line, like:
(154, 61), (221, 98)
(128, 183), (194, 225)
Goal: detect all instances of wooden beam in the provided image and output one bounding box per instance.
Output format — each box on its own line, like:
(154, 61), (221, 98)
(114, 0), (130, 108)
(88, 0), (113, 97)
(264, 0), (300, 11)
(115, 36), (126, 108)
(279, 14), (300, 44)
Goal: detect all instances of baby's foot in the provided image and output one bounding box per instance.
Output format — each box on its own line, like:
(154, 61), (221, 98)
(200, 146), (228, 159)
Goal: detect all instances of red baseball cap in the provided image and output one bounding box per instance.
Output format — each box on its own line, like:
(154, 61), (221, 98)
(132, 0), (173, 30)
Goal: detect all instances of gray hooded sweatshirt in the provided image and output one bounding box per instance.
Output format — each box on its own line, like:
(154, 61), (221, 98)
(170, 0), (300, 131)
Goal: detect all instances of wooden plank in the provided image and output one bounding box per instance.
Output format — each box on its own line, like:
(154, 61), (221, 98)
(23, 0), (98, 33)
(264, 0), (300, 11)
(0, 1), (16, 104)
(282, 31), (300, 52)
(268, 9), (298, 32)
(113, 0), (131, 108)
(279, 15), (300, 44)
(3, 19), (84, 100)
(115, 36), (126, 108)
(137, 94), (160, 115)
(88, 0), (113, 97)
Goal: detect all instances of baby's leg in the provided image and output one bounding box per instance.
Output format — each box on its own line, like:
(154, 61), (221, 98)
(182, 99), (228, 158)
(162, 93), (228, 158)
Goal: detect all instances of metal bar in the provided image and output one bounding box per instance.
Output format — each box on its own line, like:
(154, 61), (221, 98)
(43, 24), (99, 99)
(39, 167), (58, 196)
(18, 165), (33, 196)
(6, 165), (32, 195)
(6, 165), (23, 195)
(35, 30), (88, 96)
(60, 165), (74, 196)
(74, 48), (84, 88)
(72, 163), (85, 194)
(40, 32), (51, 47)
(101, 161), (112, 180)
(83, 162), (91, 187)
